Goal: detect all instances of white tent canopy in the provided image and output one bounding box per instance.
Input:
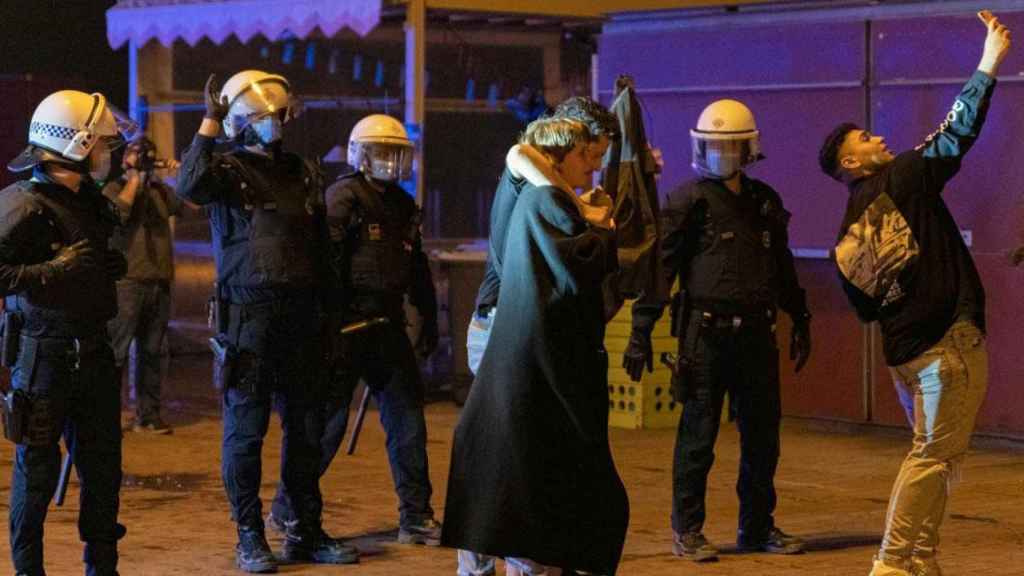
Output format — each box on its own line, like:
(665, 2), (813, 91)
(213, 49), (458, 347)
(106, 0), (382, 49)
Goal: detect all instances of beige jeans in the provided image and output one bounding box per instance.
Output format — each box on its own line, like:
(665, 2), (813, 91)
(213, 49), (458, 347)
(880, 321), (988, 563)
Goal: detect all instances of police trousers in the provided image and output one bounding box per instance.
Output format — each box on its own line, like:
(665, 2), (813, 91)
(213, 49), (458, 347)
(671, 309), (781, 544)
(219, 295), (325, 533)
(8, 334), (122, 576)
(270, 320), (434, 528)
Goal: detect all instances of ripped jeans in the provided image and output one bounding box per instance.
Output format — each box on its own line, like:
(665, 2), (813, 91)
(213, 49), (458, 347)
(879, 320), (988, 564)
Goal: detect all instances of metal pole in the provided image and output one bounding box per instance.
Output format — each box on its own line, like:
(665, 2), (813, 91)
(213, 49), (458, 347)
(405, 0), (426, 207)
(128, 38), (140, 122)
(862, 19), (875, 424)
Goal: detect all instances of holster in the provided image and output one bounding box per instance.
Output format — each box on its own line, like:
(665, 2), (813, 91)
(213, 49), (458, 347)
(208, 282), (229, 334)
(669, 291), (685, 339)
(1, 388), (29, 444)
(209, 335), (237, 392)
(0, 310), (23, 368)
(668, 353), (691, 404)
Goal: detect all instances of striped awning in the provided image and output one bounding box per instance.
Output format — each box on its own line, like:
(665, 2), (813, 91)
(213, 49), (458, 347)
(106, 0), (382, 49)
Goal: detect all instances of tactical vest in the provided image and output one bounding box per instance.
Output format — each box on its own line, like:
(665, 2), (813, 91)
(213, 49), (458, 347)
(210, 152), (323, 295)
(682, 178), (785, 310)
(339, 175), (420, 296)
(0, 180), (118, 336)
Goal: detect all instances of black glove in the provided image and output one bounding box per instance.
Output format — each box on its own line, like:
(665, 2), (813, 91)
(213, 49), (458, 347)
(43, 240), (96, 281)
(415, 317), (439, 359)
(622, 329), (653, 382)
(104, 249), (128, 280)
(790, 318), (811, 373)
(203, 74), (230, 122)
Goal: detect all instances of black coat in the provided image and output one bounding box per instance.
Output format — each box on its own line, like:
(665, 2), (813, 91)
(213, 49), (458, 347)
(441, 185), (628, 574)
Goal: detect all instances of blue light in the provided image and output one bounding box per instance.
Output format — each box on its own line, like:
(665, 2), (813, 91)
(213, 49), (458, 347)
(305, 43), (316, 70)
(353, 55), (363, 81)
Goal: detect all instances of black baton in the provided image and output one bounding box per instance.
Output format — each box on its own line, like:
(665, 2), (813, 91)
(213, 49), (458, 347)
(339, 317), (389, 455)
(55, 446), (73, 506)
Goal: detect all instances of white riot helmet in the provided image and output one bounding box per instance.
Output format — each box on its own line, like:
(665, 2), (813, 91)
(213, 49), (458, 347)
(690, 99), (763, 180)
(347, 114), (413, 181)
(220, 70), (301, 143)
(8, 90), (138, 177)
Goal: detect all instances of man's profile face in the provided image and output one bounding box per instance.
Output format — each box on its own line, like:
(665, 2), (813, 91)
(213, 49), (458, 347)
(840, 129), (895, 176)
(583, 135), (610, 174)
(557, 135), (609, 190)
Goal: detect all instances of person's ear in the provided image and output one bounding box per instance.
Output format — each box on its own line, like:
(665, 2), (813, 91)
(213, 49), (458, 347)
(840, 155), (860, 172)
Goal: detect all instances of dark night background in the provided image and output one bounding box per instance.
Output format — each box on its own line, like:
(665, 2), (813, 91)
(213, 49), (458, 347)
(1, 2), (128, 103)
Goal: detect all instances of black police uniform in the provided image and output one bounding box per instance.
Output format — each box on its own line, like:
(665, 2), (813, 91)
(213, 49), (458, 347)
(632, 174), (809, 546)
(176, 135), (329, 546)
(269, 171), (438, 532)
(0, 171), (124, 576)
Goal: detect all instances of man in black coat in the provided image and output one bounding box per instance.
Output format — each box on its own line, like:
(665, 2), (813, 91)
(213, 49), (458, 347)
(443, 117), (625, 575)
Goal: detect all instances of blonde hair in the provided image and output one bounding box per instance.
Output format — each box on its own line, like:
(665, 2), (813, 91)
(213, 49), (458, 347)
(519, 117), (590, 162)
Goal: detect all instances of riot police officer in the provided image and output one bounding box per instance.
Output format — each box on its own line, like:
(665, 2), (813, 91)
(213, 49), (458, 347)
(1, 90), (132, 576)
(176, 70), (358, 573)
(267, 114), (442, 545)
(624, 99), (812, 562)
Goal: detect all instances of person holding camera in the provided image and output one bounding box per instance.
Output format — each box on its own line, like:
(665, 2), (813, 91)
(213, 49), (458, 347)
(103, 136), (183, 434)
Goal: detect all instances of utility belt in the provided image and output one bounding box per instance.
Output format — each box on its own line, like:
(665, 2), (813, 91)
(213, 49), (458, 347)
(690, 306), (776, 332)
(346, 290), (406, 324)
(664, 296), (775, 405)
(686, 298), (776, 331)
(1, 312), (107, 369)
(207, 285), (319, 395)
(1, 329), (107, 446)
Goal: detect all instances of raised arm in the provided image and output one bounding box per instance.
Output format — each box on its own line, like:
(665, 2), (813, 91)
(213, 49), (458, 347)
(175, 74), (232, 205)
(911, 11), (1009, 185)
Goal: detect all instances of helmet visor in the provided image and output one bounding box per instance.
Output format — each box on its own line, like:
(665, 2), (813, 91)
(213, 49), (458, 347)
(690, 133), (762, 179)
(358, 143), (413, 181)
(105, 102), (141, 144)
(227, 79), (303, 136)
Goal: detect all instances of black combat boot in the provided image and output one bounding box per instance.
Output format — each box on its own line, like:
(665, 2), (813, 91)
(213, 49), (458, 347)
(281, 525), (359, 565)
(236, 526), (277, 573)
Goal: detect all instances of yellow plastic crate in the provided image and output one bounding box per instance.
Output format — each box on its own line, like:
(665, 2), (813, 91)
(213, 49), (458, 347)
(605, 299), (681, 429)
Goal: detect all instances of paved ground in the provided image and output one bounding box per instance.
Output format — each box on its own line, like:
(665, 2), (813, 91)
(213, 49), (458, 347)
(1, 352), (1023, 575)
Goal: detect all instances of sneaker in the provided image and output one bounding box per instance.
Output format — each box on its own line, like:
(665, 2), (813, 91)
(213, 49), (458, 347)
(264, 511), (294, 535)
(737, 526), (804, 555)
(909, 556), (942, 576)
(131, 418), (173, 435)
(397, 518), (442, 546)
(869, 556), (912, 576)
(671, 531), (719, 562)
(282, 527), (359, 565)
(236, 527), (277, 573)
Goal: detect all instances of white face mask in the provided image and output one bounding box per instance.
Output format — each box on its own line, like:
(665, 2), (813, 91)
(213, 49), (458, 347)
(250, 115), (283, 145)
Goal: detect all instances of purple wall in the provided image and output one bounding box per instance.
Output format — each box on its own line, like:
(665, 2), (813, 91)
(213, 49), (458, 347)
(600, 6), (1024, 436)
